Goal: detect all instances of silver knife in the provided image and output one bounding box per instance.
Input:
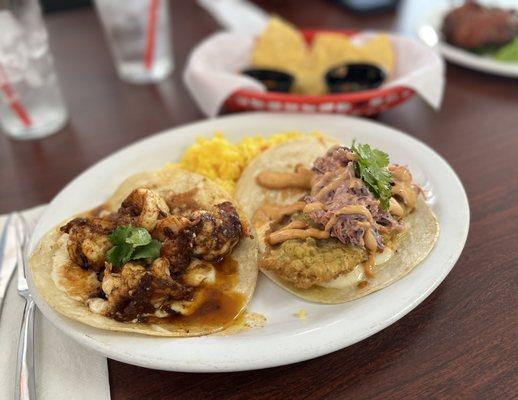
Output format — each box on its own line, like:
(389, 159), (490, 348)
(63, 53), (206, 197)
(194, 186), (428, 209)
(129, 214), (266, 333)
(0, 213), (18, 319)
(15, 213), (37, 400)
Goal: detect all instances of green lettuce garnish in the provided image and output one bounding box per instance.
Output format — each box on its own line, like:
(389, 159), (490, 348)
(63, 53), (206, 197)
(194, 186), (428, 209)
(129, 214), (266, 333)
(471, 38), (518, 62)
(494, 38), (518, 62)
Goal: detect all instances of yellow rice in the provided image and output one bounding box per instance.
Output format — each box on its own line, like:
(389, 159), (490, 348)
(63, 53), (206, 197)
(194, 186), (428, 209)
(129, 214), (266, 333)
(166, 131), (319, 193)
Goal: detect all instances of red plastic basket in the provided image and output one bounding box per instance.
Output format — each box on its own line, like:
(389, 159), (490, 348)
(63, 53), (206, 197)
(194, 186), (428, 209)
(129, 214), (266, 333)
(224, 29), (415, 116)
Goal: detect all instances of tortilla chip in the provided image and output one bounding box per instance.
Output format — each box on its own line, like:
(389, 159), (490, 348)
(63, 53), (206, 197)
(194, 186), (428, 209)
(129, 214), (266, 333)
(251, 16), (308, 78)
(357, 34), (395, 74)
(251, 17), (396, 94)
(304, 33), (362, 94)
(30, 169), (259, 336)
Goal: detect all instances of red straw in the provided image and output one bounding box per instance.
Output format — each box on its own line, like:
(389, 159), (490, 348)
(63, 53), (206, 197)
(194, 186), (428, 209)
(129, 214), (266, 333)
(144, 0), (160, 71)
(0, 64), (32, 127)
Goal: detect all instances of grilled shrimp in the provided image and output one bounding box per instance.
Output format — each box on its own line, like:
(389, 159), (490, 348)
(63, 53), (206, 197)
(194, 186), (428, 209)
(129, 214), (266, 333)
(154, 215), (192, 242)
(118, 188), (169, 231)
(150, 257), (171, 280)
(154, 215), (194, 275)
(101, 262), (146, 299)
(190, 202), (243, 261)
(60, 217), (116, 271)
(102, 261), (192, 321)
(160, 234), (194, 276)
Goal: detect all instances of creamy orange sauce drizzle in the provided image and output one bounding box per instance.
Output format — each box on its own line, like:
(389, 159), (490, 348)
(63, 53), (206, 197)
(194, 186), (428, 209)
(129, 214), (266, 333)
(362, 225), (378, 253)
(303, 202), (324, 213)
(256, 161), (419, 282)
(258, 166), (381, 251)
(324, 205), (374, 230)
(357, 280), (369, 289)
(389, 165), (417, 211)
(315, 176), (346, 201)
(282, 220), (308, 230)
(256, 165), (313, 190)
(389, 197), (405, 217)
(252, 202), (305, 228)
(269, 228), (330, 245)
(266, 206), (379, 251)
(313, 167), (361, 201)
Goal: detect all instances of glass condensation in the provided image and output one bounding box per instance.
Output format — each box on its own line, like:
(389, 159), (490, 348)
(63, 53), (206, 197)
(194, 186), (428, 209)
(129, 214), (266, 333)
(94, 0), (173, 84)
(0, 0), (68, 139)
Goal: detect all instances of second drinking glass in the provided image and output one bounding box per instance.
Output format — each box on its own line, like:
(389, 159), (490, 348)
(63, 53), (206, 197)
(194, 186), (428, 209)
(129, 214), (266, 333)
(94, 0), (174, 84)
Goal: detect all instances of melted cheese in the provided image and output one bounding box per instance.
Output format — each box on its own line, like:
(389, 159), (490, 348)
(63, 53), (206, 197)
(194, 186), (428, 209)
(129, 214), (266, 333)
(319, 247), (394, 289)
(52, 235), (100, 302)
(183, 259), (216, 287)
(87, 298), (109, 315)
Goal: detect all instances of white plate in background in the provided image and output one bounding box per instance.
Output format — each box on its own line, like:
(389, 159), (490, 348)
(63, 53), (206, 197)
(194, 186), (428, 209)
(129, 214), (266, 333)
(417, 6), (518, 78)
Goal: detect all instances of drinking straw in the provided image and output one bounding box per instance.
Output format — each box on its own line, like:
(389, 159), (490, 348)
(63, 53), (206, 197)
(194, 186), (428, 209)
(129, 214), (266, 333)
(144, 0), (160, 71)
(0, 64), (32, 127)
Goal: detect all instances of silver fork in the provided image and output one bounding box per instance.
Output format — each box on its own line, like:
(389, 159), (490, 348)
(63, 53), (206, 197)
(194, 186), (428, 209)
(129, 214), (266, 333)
(14, 214), (36, 400)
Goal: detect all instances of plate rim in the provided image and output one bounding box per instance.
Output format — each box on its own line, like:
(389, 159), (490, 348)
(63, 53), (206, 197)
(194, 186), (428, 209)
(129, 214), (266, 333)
(27, 112), (470, 372)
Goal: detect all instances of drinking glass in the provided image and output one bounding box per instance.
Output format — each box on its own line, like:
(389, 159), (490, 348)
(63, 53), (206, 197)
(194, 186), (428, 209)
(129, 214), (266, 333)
(94, 0), (174, 84)
(0, 0), (68, 139)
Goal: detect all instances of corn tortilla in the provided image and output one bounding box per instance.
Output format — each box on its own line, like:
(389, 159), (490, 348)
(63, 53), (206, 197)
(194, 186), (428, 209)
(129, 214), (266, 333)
(236, 137), (439, 303)
(30, 169), (258, 336)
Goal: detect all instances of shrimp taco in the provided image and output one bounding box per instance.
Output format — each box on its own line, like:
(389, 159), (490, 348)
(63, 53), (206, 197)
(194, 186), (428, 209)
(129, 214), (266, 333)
(30, 169), (258, 336)
(236, 137), (438, 303)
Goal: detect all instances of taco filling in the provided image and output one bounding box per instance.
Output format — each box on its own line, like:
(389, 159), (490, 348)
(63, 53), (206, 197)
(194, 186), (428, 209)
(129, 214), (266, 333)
(54, 186), (246, 324)
(31, 170), (259, 336)
(255, 143), (422, 290)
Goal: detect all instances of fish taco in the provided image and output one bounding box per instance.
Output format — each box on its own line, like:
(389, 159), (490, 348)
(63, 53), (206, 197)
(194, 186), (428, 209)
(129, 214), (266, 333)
(30, 169), (258, 336)
(236, 137), (438, 303)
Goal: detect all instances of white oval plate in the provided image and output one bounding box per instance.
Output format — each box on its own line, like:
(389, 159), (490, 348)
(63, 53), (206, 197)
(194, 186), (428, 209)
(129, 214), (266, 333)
(27, 113), (469, 372)
(417, 6), (518, 78)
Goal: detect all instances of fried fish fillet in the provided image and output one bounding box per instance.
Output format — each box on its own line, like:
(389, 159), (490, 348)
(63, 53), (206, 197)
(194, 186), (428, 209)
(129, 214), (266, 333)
(260, 235), (366, 289)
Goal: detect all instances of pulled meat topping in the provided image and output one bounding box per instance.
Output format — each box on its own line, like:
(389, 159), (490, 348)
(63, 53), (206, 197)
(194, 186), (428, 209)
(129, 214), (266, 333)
(255, 145), (418, 253)
(312, 145), (357, 174)
(305, 146), (401, 250)
(60, 188), (243, 322)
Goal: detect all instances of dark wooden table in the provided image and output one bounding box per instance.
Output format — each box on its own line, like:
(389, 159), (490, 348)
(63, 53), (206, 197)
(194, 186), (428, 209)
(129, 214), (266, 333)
(2, 1), (517, 399)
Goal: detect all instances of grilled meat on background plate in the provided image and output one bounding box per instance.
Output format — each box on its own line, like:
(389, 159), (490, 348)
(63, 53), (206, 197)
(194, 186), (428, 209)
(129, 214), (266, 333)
(442, 1), (518, 50)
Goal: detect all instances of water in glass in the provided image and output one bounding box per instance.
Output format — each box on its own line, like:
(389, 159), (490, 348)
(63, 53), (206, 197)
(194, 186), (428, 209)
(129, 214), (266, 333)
(0, 1), (67, 139)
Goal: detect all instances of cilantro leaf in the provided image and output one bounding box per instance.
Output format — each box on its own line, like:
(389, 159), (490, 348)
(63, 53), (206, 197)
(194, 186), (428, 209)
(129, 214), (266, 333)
(125, 227), (152, 246)
(110, 226), (151, 246)
(106, 226), (161, 267)
(109, 226), (133, 245)
(132, 239), (161, 260)
(105, 243), (134, 267)
(351, 141), (393, 210)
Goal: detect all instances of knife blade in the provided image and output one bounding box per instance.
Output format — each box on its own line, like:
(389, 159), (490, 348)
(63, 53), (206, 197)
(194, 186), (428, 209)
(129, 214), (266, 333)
(0, 213), (19, 318)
